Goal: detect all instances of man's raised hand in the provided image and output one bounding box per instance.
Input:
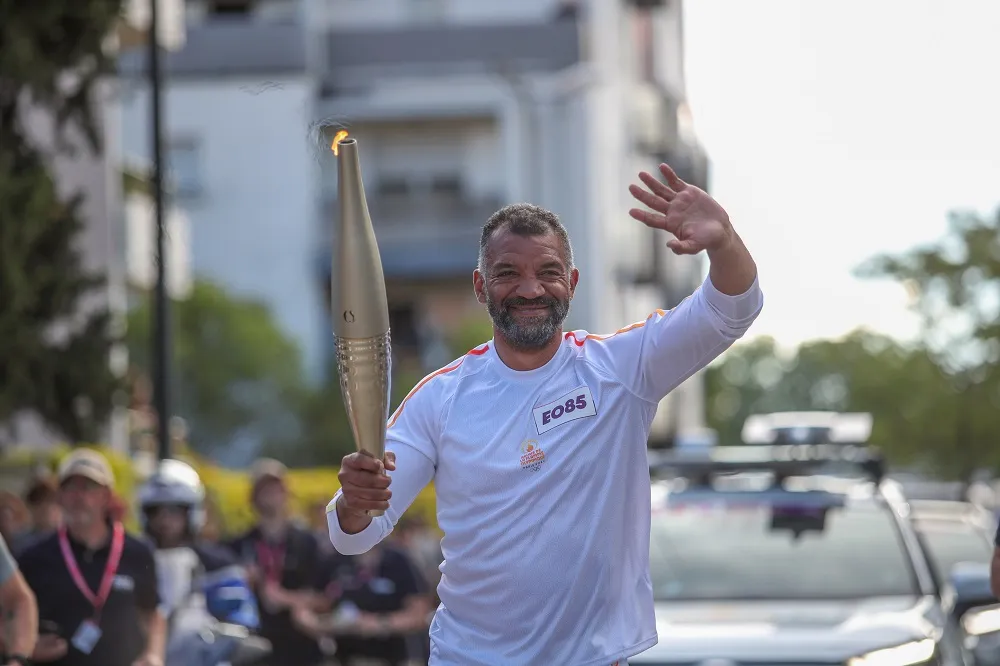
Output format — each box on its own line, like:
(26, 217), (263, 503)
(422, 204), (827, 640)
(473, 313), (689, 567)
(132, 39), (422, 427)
(628, 163), (733, 256)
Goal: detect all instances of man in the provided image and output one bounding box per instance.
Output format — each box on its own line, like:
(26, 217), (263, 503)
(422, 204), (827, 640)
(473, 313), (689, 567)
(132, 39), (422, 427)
(328, 164), (762, 665)
(226, 459), (326, 666)
(137, 459), (259, 620)
(138, 459), (239, 575)
(991, 522), (1000, 599)
(294, 540), (432, 666)
(17, 449), (165, 666)
(10, 476), (61, 556)
(0, 532), (38, 666)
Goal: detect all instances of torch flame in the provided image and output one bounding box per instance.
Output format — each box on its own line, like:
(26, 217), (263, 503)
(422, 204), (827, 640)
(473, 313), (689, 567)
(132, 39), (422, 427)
(331, 130), (349, 156)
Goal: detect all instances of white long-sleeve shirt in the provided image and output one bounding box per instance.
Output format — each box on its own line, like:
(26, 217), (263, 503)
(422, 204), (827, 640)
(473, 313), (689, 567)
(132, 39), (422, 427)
(328, 275), (763, 666)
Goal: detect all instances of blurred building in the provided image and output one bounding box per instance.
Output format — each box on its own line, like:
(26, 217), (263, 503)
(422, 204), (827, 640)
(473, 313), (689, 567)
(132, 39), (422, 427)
(118, 0), (709, 445)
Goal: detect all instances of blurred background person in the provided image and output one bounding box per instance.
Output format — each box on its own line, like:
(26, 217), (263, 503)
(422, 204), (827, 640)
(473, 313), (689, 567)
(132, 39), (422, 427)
(0, 531), (38, 666)
(391, 517), (442, 604)
(0, 493), (30, 556)
(992, 522), (1000, 599)
(137, 460), (243, 605)
(17, 449), (165, 666)
(308, 499), (336, 559)
(226, 459), (326, 666)
(138, 459), (266, 665)
(294, 540), (432, 666)
(10, 475), (62, 556)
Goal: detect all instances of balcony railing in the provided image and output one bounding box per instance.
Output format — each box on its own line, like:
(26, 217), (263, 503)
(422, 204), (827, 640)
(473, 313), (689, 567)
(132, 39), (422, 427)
(322, 193), (501, 278)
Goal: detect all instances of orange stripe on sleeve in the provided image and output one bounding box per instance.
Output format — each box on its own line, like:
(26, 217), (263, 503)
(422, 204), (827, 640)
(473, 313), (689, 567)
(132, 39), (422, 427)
(564, 309), (668, 346)
(387, 344), (489, 428)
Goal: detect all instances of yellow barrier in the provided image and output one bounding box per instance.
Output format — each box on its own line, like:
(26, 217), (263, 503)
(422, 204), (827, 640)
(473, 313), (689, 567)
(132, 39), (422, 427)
(0, 446), (439, 539)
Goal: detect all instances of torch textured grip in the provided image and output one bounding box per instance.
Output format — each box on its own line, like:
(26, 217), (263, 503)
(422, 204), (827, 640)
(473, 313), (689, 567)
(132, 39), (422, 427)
(334, 333), (392, 518)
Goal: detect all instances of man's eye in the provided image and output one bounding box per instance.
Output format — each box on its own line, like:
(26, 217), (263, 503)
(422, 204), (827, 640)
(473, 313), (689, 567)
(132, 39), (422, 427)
(495, 271), (516, 278)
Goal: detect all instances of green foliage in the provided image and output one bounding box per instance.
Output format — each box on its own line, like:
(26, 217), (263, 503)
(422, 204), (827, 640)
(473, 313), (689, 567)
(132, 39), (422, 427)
(705, 331), (989, 478)
(446, 312), (494, 356)
(0, 0), (125, 151)
(0, 0), (124, 443)
(266, 359), (424, 467)
(856, 209), (1000, 376)
(709, 207), (1000, 481)
(127, 280), (308, 458)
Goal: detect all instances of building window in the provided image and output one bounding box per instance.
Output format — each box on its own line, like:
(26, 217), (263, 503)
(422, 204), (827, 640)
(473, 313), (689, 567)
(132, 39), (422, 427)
(208, 0), (254, 16)
(389, 305), (419, 350)
(377, 177), (410, 197)
(167, 138), (203, 199)
(430, 174), (462, 196)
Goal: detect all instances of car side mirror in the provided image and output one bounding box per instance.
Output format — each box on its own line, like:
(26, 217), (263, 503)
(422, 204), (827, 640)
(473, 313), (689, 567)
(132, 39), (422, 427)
(949, 561), (996, 612)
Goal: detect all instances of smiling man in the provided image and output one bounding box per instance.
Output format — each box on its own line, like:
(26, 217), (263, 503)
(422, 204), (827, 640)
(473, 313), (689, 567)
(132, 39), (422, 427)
(328, 164), (763, 665)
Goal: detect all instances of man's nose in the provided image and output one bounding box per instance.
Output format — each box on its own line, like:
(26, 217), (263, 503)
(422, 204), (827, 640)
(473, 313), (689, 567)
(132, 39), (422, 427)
(515, 278), (545, 299)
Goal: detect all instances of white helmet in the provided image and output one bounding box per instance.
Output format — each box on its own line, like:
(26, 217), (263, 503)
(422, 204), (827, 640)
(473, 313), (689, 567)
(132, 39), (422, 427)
(137, 459), (207, 534)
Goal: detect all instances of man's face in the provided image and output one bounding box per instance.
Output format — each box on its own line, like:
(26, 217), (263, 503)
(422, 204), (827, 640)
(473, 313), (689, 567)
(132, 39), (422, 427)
(147, 505), (188, 545)
(58, 476), (109, 528)
(30, 500), (61, 531)
(474, 230), (578, 351)
(253, 477), (287, 519)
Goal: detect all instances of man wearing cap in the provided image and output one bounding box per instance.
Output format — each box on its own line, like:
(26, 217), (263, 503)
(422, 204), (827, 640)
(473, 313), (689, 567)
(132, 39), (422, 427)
(225, 458), (327, 666)
(17, 449), (166, 666)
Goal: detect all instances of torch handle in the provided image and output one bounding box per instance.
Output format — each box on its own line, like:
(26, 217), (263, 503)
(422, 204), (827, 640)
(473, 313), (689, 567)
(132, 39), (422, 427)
(334, 334), (392, 520)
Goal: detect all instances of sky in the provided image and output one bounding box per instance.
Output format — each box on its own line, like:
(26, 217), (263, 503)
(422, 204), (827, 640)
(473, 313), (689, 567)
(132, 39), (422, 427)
(681, 0), (1000, 349)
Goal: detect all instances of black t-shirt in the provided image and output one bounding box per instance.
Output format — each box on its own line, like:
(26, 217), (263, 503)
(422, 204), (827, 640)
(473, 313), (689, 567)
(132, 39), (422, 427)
(321, 545), (426, 614)
(225, 524), (325, 665)
(320, 545), (428, 664)
(17, 527), (160, 666)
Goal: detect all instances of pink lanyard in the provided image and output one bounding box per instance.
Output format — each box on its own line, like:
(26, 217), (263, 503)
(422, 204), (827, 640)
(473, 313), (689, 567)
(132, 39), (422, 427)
(58, 522), (125, 619)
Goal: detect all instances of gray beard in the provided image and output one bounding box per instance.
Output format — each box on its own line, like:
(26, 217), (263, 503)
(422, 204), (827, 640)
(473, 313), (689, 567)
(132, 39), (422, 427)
(485, 291), (571, 351)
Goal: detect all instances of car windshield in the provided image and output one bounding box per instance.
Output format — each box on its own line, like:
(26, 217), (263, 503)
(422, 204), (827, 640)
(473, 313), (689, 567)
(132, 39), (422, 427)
(649, 490), (918, 600)
(914, 522), (994, 577)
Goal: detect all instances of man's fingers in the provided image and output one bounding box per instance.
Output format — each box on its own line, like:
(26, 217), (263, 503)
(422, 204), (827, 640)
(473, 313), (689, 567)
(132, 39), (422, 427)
(342, 495), (391, 512)
(667, 239), (701, 255)
(339, 467), (392, 489)
(628, 184), (670, 215)
(384, 451), (396, 471)
(341, 482), (392, 503)
(639, 171), (676, 201)
(659, 163), (687, 190)
(343, 452), (384, 473)
(629, 208), (680, 235)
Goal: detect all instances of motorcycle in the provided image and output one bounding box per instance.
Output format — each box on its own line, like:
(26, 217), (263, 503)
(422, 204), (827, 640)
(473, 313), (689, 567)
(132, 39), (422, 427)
(157, 548), (272, 666)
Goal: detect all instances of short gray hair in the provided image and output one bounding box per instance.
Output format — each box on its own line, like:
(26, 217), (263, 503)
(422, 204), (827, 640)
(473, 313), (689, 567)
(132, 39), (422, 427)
(477, 203), (574, 275)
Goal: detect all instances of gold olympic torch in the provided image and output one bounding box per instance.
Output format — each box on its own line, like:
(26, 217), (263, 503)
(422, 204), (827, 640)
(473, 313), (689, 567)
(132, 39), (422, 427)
(331, 131), (392, 517)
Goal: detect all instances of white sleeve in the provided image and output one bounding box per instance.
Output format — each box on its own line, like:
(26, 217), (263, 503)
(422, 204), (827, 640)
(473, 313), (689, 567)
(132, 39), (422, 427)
(327, 372), (443, 555)
(585, 274), (763, 404)
(327, 442), (435, 555)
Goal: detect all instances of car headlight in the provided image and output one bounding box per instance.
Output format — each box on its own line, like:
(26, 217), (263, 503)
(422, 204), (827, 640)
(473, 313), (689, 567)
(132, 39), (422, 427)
(963, 605), (1000, 636)
(847, 639), (936, 666)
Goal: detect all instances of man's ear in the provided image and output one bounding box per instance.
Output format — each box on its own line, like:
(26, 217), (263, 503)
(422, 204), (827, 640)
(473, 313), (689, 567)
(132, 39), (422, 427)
(473, 270), (486, 304)
(569, 267), (580, 298)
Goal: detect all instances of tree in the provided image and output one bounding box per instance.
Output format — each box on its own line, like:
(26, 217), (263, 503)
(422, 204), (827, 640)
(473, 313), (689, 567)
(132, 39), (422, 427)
(272, 312), (493, 467)
(855, 208), (1000, 479)
(704, 331), (984, 477)
(127, 280), (308, 461)
(0, 1), (125, 443)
